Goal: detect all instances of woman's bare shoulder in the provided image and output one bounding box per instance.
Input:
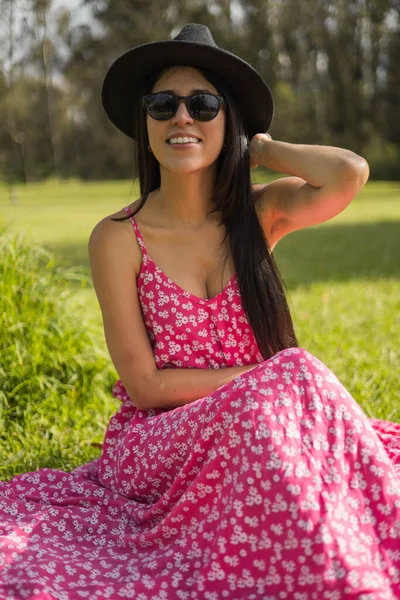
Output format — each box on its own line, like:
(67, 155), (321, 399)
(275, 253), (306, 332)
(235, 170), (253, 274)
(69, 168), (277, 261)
(88, 199), (143, 275)
(99, 197), (143, 222)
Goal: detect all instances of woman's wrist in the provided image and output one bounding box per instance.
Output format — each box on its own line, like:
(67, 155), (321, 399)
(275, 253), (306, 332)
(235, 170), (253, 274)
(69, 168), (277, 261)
(249, 133), (272, 168)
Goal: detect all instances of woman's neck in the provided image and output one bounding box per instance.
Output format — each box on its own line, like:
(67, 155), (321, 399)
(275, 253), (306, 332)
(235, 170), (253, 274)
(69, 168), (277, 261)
(155, 167), (220, 228)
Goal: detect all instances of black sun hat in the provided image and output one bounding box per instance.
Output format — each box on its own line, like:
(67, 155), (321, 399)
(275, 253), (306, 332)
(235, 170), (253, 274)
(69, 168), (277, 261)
(102, 23), (274, 141)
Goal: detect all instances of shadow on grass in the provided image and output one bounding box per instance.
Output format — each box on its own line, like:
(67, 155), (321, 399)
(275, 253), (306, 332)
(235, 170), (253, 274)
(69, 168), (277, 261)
(45, 220), (399, 289)
(274, 220), (399, 288)
(46, 242), (91, 269)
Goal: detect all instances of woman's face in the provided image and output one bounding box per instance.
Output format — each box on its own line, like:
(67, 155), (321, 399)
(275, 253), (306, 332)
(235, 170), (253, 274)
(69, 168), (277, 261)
(146, 66), (226, 174)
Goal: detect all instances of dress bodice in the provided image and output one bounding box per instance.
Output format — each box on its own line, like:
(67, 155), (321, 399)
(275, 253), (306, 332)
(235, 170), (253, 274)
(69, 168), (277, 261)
(123, 206), (264, 371)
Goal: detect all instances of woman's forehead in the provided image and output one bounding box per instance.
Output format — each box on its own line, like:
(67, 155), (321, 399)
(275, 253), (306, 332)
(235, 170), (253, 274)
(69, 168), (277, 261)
(152, 66), (218, 94)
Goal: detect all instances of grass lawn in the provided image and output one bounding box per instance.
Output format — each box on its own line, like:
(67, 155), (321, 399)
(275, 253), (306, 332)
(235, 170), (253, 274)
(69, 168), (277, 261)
(1, 175), (399, 478)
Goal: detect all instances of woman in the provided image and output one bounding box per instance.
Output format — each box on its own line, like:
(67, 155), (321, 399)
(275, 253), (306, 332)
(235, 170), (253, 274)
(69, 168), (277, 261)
(1, 23), (399, 600)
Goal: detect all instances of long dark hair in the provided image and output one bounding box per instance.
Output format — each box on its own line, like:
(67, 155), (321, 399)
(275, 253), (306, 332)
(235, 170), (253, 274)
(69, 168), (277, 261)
(112, 65), (298, 359)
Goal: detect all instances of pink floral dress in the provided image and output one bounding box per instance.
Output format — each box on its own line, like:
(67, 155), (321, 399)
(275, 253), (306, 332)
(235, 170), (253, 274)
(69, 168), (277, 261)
(1, 206), (400, 600)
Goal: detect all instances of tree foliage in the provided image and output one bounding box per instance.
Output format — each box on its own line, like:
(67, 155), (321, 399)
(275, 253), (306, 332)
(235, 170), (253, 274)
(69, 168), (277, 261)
(0, 0), (399, 181)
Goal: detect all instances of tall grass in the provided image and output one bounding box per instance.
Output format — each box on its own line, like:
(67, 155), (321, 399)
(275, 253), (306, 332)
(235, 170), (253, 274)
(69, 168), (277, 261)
(0, 233), (118, 479)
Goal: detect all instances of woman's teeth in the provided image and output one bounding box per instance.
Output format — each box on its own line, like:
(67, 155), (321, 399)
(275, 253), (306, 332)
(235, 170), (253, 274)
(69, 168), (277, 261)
(168, 137), (201, 145)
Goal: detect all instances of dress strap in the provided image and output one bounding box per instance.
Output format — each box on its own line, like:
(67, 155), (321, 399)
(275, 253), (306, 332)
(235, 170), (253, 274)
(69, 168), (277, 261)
(122, 206), (148, 256)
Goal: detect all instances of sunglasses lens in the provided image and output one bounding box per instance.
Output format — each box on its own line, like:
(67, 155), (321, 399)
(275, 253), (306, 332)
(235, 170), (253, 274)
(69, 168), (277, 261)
(145, 93), (221, 121)
(146, 94), (177, 120)
(188, 94), (220, 121)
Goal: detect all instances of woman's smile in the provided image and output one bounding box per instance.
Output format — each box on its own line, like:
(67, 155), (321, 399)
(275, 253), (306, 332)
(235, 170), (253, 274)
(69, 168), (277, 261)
(167, 140), (202, 149)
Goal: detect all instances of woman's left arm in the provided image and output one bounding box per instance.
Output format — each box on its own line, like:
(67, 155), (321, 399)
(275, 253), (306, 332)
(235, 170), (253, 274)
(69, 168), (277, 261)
(249, 133), (370, 238)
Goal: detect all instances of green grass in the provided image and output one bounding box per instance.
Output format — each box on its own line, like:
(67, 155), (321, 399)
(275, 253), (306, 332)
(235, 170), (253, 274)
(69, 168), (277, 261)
(0, 176), (399, 480)
(0, 234), (118, 479)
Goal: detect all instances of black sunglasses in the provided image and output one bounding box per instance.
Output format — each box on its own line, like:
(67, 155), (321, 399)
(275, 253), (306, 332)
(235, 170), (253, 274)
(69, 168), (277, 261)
(142, 92), (225, 122)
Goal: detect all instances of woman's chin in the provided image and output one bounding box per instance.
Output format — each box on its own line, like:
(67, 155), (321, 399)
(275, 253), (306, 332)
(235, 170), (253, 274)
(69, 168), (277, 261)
(159, 158), (218, 175)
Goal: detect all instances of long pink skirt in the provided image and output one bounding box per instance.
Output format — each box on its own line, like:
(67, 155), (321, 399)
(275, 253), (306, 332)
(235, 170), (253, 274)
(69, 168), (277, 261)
(1, 347), (400, 599)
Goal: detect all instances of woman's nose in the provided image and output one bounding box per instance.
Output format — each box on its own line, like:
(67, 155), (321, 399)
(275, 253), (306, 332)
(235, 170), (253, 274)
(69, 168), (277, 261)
(171, 100), (194, 124)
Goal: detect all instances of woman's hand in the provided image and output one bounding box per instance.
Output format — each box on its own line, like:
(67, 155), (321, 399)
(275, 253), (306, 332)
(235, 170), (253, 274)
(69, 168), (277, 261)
(249, 132), (272, 169)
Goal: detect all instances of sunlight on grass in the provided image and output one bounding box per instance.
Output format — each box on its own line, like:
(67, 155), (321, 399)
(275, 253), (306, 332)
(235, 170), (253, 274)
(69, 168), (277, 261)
(288, 278), (400, 422)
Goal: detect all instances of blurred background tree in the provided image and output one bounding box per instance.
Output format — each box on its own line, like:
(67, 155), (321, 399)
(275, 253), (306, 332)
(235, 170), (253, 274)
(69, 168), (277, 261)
(0, 0), (399, 182)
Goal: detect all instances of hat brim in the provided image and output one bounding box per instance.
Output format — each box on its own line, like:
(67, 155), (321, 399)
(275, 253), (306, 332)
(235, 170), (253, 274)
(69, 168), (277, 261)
(102, 40), (274, 140)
